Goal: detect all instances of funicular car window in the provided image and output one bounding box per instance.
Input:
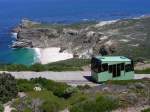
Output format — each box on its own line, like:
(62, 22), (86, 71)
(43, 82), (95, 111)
(109, 65), (113, 73)
(98, 64), (101, 73)
(125, 64), (133, 72)
(101, 63), (108, 72)
(117, 64), (121, 77)
(131, 60), (134, 70)
(112, 64), (117, 77)
(91, 58), (99, 73)
(120, 63), (125, 71)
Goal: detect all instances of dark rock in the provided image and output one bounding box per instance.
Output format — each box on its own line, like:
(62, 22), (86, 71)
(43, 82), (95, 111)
(102, 87), (111, 92)
(59, 47), (66, 53)
(134, 82), (146, 89)
(126, 93), (138, 104)
(128, 85), (136, 90)
(99, 46), (109, 56)
(63, 29), (78, 36)
(12, 39), (33, 48)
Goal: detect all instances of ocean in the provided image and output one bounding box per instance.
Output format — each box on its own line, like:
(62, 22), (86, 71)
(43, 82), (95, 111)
(0, 0), (150, 65)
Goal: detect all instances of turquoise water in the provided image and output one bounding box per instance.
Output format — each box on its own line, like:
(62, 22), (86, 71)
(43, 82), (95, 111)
(0, 48), (36, 65)
(0, 0), (150, 65)
(8, 48), (36, 65)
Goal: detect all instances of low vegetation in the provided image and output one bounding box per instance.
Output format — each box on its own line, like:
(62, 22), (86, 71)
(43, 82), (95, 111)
(0, 73), (150, 112)
(1, 58), (150, 74)
(0, 72), (121, 112)
(135, 68), (150, 74)
(141, 108), (150, 112)
(0, 73), (18, 103)
(13, 91), (67, 112)
(31, 21), (97, 30)
(70, 94), (119, 112)
(17, 77), (72, 98)
(0, 102), (3, 112)
(105, 79), (144, 85)
(0, 59), (90, 72)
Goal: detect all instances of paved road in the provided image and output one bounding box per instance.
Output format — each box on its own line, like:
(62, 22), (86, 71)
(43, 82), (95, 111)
(10, 71), (93, 85)
(1, 71), (150, 85)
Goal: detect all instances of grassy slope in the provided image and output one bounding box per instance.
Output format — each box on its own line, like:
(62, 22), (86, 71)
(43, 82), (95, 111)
(0, 59), (90, 72)
(135, 68), (150, 74)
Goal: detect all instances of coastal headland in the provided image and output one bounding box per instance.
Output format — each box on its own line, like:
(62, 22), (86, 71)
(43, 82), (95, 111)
(11, 16), (150, 64)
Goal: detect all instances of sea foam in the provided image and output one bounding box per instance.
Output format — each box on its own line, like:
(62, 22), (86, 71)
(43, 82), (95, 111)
(11, 33), (18, 39)
(33, 48), (42, 63)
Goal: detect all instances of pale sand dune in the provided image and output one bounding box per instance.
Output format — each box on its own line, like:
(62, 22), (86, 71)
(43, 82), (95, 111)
(35, 47), (73, 64)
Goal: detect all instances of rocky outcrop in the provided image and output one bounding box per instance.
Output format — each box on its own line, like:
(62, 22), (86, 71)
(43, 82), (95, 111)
(12, 39), (33, 48)
(12, 19), (116, 57)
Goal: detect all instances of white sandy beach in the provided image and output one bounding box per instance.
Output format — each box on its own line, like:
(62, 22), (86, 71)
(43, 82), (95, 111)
(34, 47), (73, 64)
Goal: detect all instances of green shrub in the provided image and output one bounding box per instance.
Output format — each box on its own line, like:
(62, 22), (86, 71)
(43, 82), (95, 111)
(49, 82), (70, 97)
(63, 87), (78, 98)
(0, 64), (28, 71)
(106, 79), (150, 85)
(68, 93), (89, 105)
(41, 100), (64, 112)
(0, 73), (18, 103)
(70, 95), (119, 112)
(0, 102), (4, 112)
(30, 63), (46, 72)
(17, 77), (72, 98)
(17, 79), (34, 92)
(28, 91), (66, 112)
(135, 68), (150, 74)
(141, 108), (150, 112)
(0, 59), (90, 72)
(77, 85), (91, 90)
(31, 77), (70, 98)
(23, 108), (32, 112)
(106, 80), (139, 85)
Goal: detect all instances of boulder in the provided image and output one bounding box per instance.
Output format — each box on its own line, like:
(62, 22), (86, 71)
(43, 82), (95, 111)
(134, 82), (146, 89)
(63, 29), (78, 36)
(126, 93), (138, 104)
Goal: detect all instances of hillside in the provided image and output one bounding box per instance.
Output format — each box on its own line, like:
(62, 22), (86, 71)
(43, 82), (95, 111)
(12, 17), (150, 60)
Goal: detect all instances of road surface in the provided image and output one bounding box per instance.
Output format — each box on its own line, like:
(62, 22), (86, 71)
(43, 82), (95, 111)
(1, 71), (150, 85)
(9, 71), (93, 86)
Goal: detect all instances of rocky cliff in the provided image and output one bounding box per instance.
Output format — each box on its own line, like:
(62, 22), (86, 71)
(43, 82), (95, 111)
(12, 17), (150, 59)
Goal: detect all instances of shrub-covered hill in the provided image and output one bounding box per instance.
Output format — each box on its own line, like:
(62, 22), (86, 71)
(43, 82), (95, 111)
(0, 72), (150, 112)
